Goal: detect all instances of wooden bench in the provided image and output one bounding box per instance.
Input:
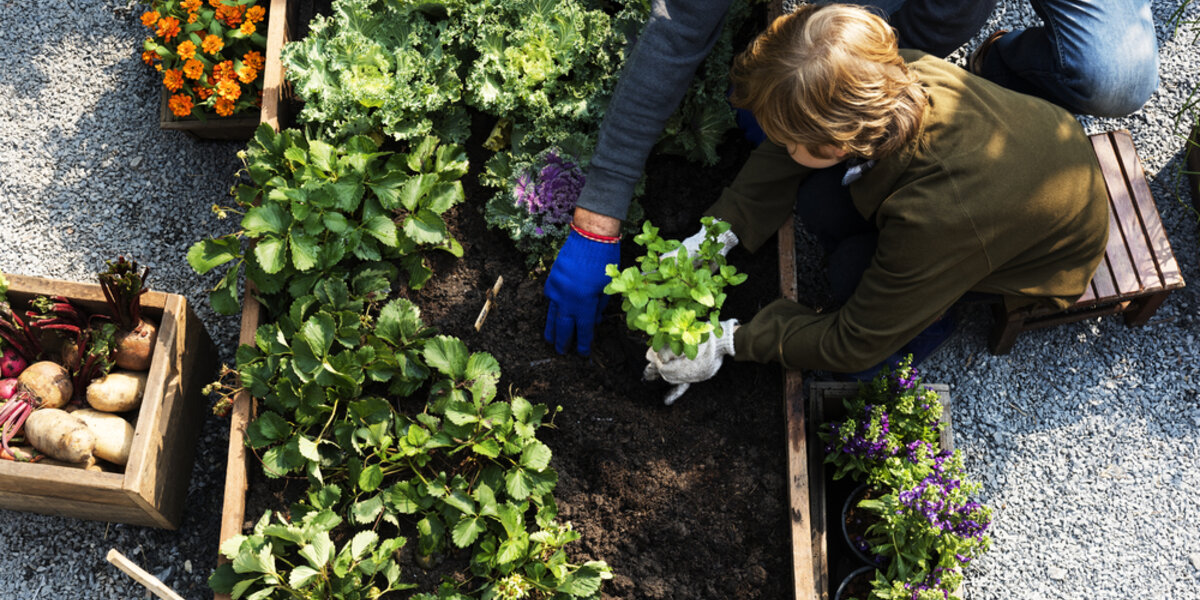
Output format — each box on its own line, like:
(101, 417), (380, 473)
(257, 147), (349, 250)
(988, 130), (1185, 354)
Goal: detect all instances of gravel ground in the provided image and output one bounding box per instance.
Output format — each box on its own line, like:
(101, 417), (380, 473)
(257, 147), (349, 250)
(0, 0), (1197, 599)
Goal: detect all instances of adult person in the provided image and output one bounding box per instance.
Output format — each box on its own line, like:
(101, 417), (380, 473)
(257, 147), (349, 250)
(643, 3), (1110, 390)
(542, 0), (1157, 357)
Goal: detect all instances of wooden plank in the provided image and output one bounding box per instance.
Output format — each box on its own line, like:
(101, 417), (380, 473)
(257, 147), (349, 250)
(259, 0), (292, 131)
(1109, 130), (1184, 289)
(778, 217), (819, 600)
(1090, 133), (1143, 296)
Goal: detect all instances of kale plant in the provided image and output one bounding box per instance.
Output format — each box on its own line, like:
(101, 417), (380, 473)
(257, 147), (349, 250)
(483, 146), (586, 267)
(604, 218), (747, 359)
(187, 124), (467, 316)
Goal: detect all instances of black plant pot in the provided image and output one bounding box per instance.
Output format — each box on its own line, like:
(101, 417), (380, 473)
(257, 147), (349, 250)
(841, 483), (881, 566)
(834, 565), (876, 600)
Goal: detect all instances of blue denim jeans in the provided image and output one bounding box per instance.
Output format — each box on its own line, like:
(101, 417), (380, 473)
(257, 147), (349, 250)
(973, 0), (1158, 117)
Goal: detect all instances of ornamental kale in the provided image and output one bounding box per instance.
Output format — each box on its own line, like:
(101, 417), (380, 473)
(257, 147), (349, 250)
(484, 147), (586, 266)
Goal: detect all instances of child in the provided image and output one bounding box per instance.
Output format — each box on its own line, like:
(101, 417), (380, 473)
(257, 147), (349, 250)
(644, 3), (1110, 389)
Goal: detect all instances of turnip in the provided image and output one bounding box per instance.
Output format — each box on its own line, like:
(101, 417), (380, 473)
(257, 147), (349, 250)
(23, 408), (95, 464)
(86, 370), (147, 413)
(0, 361), (73, 457)
(0, 346), (26, 378)
(71, 409), (134, 465)
(98, 257), (158, 371)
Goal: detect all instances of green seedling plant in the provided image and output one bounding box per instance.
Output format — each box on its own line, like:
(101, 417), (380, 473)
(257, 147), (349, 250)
(604, 217), (747, 359)
(187, 123), (467, 316)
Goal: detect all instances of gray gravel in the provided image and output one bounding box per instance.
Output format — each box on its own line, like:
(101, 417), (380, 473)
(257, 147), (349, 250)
(0, 0), (1197, 599)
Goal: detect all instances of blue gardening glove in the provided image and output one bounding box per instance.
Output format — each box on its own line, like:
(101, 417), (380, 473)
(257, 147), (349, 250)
(544, 228), (621, 355)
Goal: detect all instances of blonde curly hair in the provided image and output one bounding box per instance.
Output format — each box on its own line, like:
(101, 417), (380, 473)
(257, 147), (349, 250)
(729, 3), (927, 160)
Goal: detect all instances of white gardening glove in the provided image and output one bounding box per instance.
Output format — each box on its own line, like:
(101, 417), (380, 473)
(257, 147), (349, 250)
(643, 319), (739, 405)
(661, 219), (739, 269)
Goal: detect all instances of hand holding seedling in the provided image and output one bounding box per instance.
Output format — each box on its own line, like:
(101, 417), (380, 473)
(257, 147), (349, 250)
(660, 218), (739, 270)
(643, 318), (739, 405)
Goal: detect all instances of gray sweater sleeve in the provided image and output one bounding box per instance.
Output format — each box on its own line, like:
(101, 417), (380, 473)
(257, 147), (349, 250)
(575, 0), (735, 221)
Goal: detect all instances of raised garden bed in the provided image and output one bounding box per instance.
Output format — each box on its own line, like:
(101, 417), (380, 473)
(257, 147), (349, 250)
(0, 272), (216, 529)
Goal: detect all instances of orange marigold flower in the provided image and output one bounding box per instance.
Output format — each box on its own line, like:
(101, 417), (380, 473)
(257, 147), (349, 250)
(212, 60), (235, 81)
(239, 21), (255, 35)
(216, 78), (242, 101)
(201, 34), (224, 55)
(155, 64), (164, 72)
(183, 59), (205, 80)
(216, 4), (244, 27)
(140, 11), (159, 27)
(177, 40), (196, 60)
(168, 93), (194, 117)
(155, 16), (181, 41)
(188, 12), (198, 23)
(214, 97), (235, 117)
(163, 69), (185, 92)
(208, 0), (223, 7)
(182, 0), (203, 12)
(246, 5), (266, 23)
(242, 50), (264, 71)
(193, 85), (214, 100)
(141, 50), (157, 65)
(236, 65), (258, 84)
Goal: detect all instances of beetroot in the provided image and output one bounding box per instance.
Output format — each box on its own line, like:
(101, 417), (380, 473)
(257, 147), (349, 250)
(0, 378), (16, 400)
(0, 347), (26, 378)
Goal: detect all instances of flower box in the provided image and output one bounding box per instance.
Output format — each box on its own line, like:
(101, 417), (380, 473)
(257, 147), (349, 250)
(157, 0), (294, 141)
(801, 381), (954, 599)
(0, 272), (216, 529)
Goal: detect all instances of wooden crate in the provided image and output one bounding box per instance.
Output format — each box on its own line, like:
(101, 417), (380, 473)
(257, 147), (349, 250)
(803, 381), (953, 599)
(0, 272), (216, 529)
(159, 0), (294, 141)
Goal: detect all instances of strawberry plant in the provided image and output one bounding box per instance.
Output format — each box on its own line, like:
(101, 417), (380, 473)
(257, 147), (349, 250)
(604, 217), (747, 359)
(187, 123), (467, 315)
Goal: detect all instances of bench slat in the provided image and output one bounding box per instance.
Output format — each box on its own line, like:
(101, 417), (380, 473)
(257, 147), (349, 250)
(1091, 133), (1147, 296)
(1111, 130), (1184, 289)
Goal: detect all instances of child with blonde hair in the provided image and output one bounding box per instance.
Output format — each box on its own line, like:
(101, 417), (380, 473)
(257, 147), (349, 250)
(645, 3), (1110, 391)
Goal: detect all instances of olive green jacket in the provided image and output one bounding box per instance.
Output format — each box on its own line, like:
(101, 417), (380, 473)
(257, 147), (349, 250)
(708, 51), (1109, 372)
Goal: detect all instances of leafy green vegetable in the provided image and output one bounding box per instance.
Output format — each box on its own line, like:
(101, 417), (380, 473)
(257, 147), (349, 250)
(605, 217), (747, 359)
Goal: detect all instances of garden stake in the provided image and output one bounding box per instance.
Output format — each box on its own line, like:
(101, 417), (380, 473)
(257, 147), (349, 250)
(105, 548), (185, 600)
(474, 275), (505, 331)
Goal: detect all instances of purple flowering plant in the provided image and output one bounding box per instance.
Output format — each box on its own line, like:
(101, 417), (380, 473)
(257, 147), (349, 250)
(484, 147), (587, 267)
(821, 356), (944, 484)
(822, 356), (992, 600)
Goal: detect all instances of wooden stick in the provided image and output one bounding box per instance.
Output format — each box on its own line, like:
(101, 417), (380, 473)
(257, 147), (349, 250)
(105, 548), (186, 600)
(474, 276), (505, 331)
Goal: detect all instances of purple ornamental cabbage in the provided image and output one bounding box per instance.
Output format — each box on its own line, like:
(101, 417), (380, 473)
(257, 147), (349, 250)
(514, 151), (585, 228)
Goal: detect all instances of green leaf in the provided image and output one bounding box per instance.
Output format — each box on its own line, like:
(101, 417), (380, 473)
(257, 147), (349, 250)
(472, 438), (501, 458)
(254, 237), (288, 275)
(308, 140), (337, 172)
(209, 266), (242, 316)
(505, 467), (533, 500)
(359, 464), (384, 492)
(520, 441), (552, 471)
(321, 212), (351, 234)
(287, 566), (320, 589)
(243, 203), (290, 235)
(423, 335), (469, 378)
(403, 208), (448, 245)
(297, 435), (321, 462)
(300, 531), (335, 570)
(246, 412), (291, 448)
(351, 494), (385, 524)
(444, 401), (479, 426)
(187, 238), (239, 274)
(361, 215), (399, 247)
(290, 233), (320, 271)
(350, 530), (379, 560)
(451, 516), (485, 548)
